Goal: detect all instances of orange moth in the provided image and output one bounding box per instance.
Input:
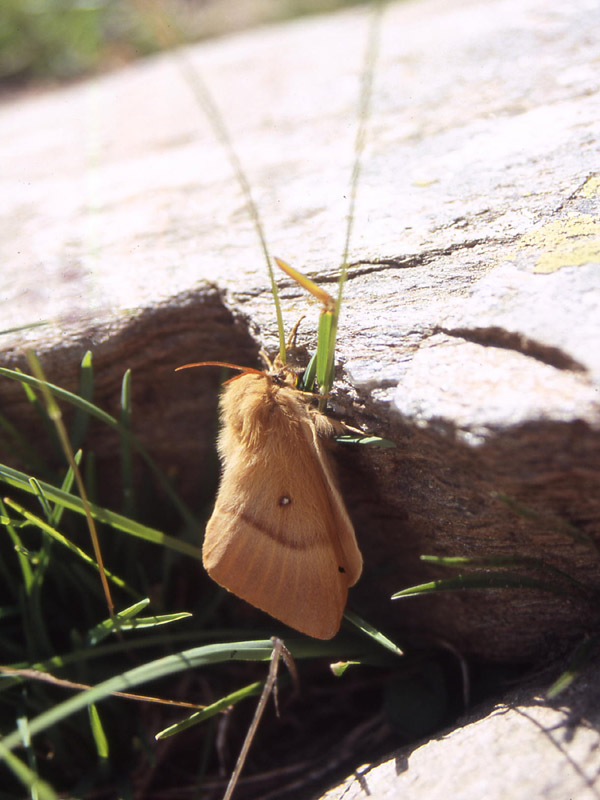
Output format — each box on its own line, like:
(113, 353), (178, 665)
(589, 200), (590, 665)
(177, 264), (362, 639)
(168, 0), (384, 639)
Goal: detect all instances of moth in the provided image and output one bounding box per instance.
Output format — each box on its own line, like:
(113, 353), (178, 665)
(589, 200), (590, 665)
(171, 1), (384, 638)
(178, 346), (363, 640)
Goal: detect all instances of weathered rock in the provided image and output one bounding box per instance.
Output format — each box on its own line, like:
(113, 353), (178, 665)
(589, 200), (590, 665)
(319, 658), (600, 800)
(1, 0), (599, 659)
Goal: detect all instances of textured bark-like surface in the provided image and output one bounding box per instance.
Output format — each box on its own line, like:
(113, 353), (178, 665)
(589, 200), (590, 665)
(320, 658), (600, 800)
(0, 288), (260, 505)
(1, 0), (599, 659)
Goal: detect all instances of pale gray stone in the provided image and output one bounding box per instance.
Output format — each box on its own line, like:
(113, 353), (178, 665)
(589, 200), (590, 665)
(320, 660), (600, 800)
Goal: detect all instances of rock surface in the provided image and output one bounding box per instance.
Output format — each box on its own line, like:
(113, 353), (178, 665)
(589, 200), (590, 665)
(319, 658), (600, 800)
(1, 0), (599, 659)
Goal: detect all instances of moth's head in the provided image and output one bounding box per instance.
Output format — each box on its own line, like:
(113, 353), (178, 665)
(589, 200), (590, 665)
(270, 365), (299, 389)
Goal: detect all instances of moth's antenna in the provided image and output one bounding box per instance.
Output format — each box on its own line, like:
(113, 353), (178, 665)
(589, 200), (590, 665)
(129, 0), (287, 363)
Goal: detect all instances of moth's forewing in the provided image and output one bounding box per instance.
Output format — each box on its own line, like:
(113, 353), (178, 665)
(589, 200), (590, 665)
(202, 373), (361, 639)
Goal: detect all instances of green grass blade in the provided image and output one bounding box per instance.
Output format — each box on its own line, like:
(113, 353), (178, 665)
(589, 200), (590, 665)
(84, 599), (151, 646)
(316, 310), (336, 395)
(23, 493), (57, 657)
(0, 635), (377, 738)
(49, 449), (81, 528)
(494, 492), (599, 554)
(116, 613), (193, 630)
(132, 8), (286, 361)
(0, 497), (32, 596)
(16, 369), (62, 460)
(0, 629), (376, 691)
(29, 477), (53, 520)
(0, 368), (198, 530)
(69, 350), (94, 451)
(299, 352), (317, 392)
(0, 497), (34, 594)
(86, 607), (192, 647)
(328, 0), (385, 398)
(88, 703), (109, 760)
(343, 609), (404, 657)
(4, 498), (139, 597)
(330, 660), (361, 677)
(334, 433), (396, 447)
(421, 554), (587, 590)
(546, 635), (600, 699)
(337, 0), (384, 288)
(0, 463), (202, 559)
(0, 740), (59, 800)
(393, 571), (575, 598)
(156, 681), (263, 739)
(0, 640), (276, 754)
(84, 448), (97, 505)
(119, 368), (135, 518)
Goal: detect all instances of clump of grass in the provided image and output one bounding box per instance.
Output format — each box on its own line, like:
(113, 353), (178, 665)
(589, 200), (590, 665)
(0, 0), (159, 85)
(3, 347), (593, 796)
(0, 0), (371, 88)
(393, 500), (600, 702)
(0, 351), (411, 798)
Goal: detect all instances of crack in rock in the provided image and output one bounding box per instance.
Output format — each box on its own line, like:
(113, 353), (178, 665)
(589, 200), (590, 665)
(437, 325), (587, 373)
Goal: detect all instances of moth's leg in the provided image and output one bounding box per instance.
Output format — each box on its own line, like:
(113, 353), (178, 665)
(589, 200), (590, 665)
(259, 349), (273, 370)
(311, 410), (365, 439)
(286, 315), (305, 350)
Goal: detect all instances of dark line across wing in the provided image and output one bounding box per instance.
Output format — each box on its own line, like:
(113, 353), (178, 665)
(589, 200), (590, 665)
(213, 507), (325, 551)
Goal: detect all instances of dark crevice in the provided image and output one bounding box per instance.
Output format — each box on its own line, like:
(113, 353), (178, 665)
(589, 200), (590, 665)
(553, 171), (599, 214)
(272, 234), (520, 289)
(436, 325), (587, 373)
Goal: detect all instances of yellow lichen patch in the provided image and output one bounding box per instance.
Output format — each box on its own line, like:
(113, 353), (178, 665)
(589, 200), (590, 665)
(579, 174), (600, 199)
(516, 212), (600, 274)
(412, 177), (439, 187)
